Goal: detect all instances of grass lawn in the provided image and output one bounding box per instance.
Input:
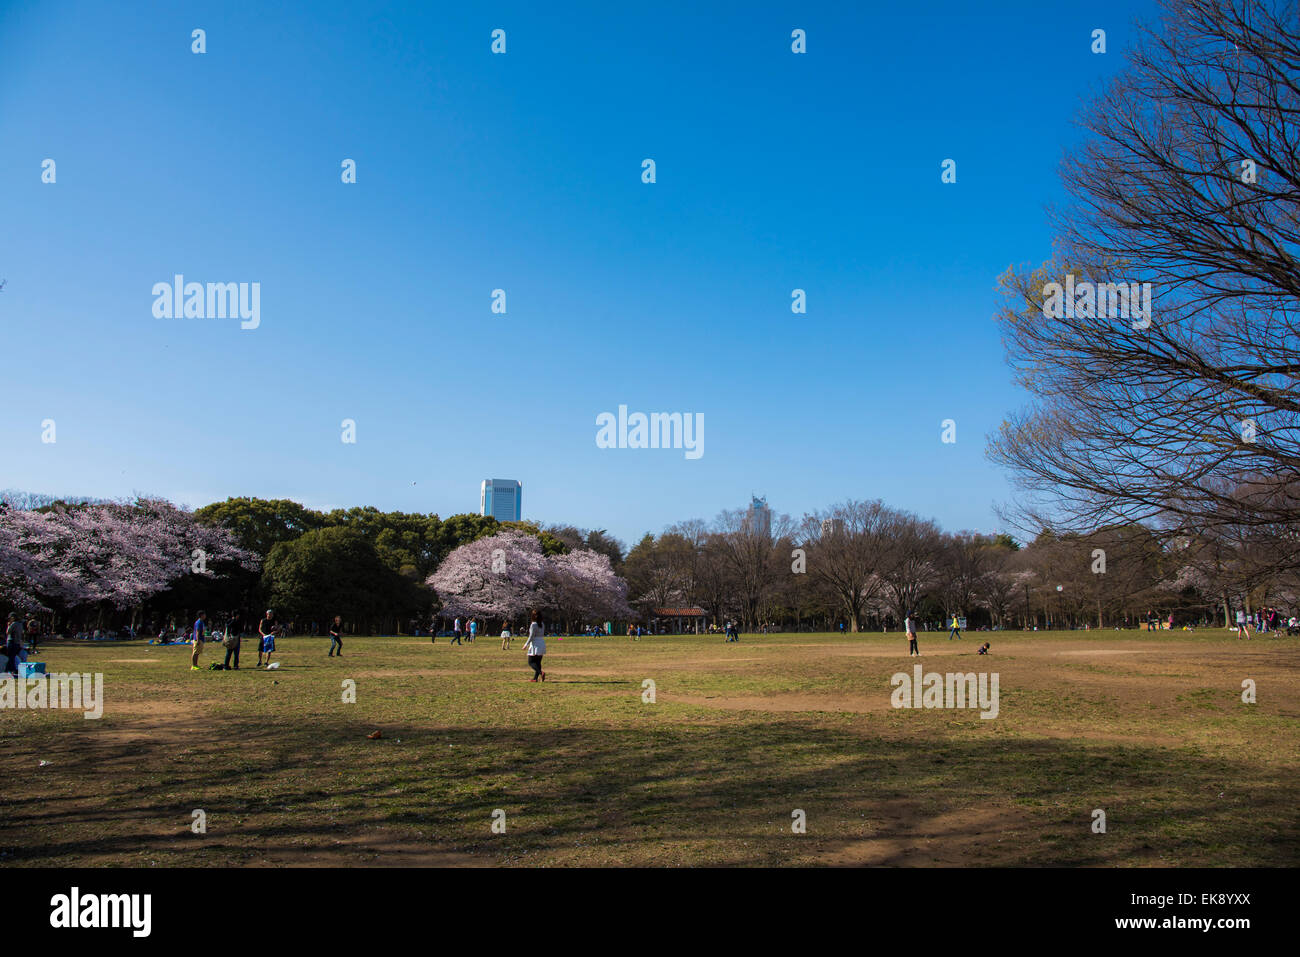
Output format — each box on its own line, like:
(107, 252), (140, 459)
(2, 628), (1297, 867)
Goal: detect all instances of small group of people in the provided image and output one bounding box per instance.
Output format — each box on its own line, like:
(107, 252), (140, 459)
(723, 620), (742, 642)
(432, 612), (548, 680)
(1234, 606), (1285, 637)
(190, 609), (280, 671)
(445, 617), (479, 645)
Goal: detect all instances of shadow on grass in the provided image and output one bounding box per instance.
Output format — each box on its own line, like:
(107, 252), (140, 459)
(2, 713), (1296, 867)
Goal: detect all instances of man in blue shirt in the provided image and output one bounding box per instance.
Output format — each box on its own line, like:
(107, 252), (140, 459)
(190, 610), (206, 671)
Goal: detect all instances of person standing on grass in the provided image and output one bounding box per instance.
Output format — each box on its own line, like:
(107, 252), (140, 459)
(451, 616), (464, 646)
(4, 614), (24, 676)
(501, 622), (513, 651)
(189, 611), (207, 671)
(1235, 608), (1250, 640)
(949, 614), (963, 640)
(25, 616), (39, 654)
(223, 618), (242, 670)
(258, 610), (277, 666)
(906, 611), (920, 657)
(468, 618), (478, 643)
(329, 615), (344, 657)
(524, 610), (546, 682)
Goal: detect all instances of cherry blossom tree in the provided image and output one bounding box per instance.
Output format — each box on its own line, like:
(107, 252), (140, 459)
(427, 529), (633, 628)
(427, 530), (550, 622)
(546, 548), (633, 627)
(0, 498), (257, 617)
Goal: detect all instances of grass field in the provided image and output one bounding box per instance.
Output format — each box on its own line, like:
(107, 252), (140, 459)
(2, 629), (1297, 867)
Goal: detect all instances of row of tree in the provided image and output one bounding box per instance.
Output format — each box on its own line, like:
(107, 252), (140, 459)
(621, 500), (1298, 631)
(0, 493), (632, 636)
(2, 487), (1290, 635)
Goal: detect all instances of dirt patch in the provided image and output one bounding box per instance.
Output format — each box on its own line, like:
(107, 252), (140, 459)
(1055, 649), (1147, 656)
(661, 692), (890, 714)
(248, 829), (483, 867)
(818, 802), (1024, 866)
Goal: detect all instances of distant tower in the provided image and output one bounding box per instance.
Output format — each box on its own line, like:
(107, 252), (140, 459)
(480, 479), (522, 522)
(745, 494), (772, 538)
(821, 518), (844, 538)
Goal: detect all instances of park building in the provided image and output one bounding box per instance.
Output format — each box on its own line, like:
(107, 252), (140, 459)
(480, 479), (522, 522)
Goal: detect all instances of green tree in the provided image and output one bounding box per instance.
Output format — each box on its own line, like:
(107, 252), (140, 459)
(196, 497), (327, 557)
(261, 527), (428, 634)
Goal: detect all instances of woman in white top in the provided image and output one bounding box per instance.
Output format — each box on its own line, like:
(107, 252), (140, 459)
(524, 610), (546, 682)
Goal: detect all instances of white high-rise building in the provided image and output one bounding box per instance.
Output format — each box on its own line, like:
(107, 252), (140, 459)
(480, 479), (522, 522)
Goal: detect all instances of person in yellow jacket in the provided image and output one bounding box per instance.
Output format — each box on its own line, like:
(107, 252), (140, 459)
(948, 614), (963, 641)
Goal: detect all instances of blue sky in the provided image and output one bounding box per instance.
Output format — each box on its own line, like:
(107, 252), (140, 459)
(0, 0), (1156, 546)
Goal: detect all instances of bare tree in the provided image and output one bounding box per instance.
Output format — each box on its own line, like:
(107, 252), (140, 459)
(879, 512), (944, 624)
(989, 0), (1300, 565)
(800, 500), (892, 632)
(711, 508), (794, 630)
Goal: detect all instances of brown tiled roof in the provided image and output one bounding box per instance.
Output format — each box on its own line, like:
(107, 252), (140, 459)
(652, 607), (706, 616)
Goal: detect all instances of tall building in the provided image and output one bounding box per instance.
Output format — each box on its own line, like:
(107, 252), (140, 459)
(480, 479), (522, 522)
(821, 518), (844, 538)
(745, 494), (772, 538)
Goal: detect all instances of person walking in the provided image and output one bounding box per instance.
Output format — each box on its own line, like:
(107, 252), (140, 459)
(524, 610), (546, 682)
(190, 610), (207, 671)
(4, 614), (24, 676)
(451, 617), (464, 646)
(906, 611), (920, 657)
(258, 610), (277, 667)
(328, 615), (344, 657)
(222, 614), (242, 670)
(949, 614), (963, 640)
(1235, 608), (1251, 640)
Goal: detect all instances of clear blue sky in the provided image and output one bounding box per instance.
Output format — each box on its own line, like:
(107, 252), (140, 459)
(0, 0), (1155, 546)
